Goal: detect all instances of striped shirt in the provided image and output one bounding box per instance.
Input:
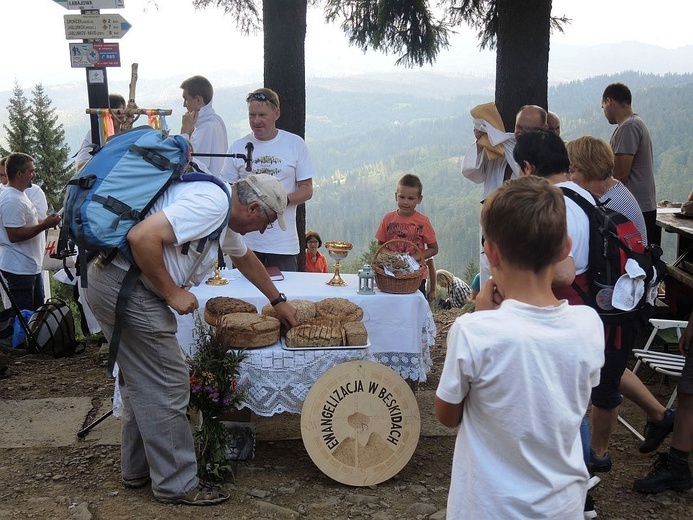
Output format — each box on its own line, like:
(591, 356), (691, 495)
(600, 180), (648, 246)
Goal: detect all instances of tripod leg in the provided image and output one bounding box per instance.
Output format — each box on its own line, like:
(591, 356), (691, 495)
(77, 409), (113, 439)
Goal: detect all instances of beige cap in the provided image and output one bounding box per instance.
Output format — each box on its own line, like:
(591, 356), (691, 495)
(470, 102), (506, 160)
(245, 174), (287, 231)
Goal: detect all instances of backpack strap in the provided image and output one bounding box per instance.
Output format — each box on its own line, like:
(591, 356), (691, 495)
(106, 265), (142, 378)
(560, 186), (599, 213)
(559, 187), (597, 306)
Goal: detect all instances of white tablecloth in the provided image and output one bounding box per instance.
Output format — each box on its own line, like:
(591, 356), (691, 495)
(178, 270), (436, 416)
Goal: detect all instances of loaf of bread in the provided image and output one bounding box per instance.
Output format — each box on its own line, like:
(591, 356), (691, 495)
(343, 321), (368, 346)
(285, 318), (345, 348)
(261, 299), (317, 323)
(204, 296), (256, 326)
(315, 298), (364, 323)
(218, 312), (280, 348)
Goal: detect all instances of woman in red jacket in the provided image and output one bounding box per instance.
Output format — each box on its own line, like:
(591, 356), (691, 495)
(305, 230), (328, 273)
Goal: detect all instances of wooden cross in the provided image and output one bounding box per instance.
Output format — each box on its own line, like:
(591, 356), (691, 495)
(85, 63), (172, 133)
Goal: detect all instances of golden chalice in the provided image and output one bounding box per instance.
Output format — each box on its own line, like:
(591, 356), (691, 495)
(205, 260), (228, 286)
(324, 241), (353, 286)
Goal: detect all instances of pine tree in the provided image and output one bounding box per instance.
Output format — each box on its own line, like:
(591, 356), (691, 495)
(463, 258), (479, 285)
(1, 81), (33, 157)
(29, 84), (74, 210)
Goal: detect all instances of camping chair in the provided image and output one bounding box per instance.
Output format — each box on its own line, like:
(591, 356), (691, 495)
(617, 318), (687, 440)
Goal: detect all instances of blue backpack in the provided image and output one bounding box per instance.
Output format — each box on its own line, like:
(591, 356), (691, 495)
(56, 126), (231, 374)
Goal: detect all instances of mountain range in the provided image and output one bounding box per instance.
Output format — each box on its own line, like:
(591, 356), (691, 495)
(1, 41), (692, 279)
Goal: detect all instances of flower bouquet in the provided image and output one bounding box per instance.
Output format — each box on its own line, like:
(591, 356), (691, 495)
(187, 314), (248, 483)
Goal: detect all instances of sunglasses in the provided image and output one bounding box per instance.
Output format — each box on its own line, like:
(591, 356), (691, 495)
(246, 92), (279, 108)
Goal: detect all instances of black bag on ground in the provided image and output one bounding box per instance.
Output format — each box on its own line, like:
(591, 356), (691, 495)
(27, 298), (85, 358)
(0, 307), (15, 348)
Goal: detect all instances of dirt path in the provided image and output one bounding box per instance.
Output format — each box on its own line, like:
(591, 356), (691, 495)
(1, 309), (692, 519)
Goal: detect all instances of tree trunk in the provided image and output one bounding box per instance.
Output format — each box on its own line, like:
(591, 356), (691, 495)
(263, 0), (308, 270)
(494, 0), (552, 131)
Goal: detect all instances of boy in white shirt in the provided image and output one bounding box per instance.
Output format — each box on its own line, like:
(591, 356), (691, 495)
(436, 176), (604, 519)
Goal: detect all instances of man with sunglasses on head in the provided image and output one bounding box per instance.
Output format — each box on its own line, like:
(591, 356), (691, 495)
(220, 88), (314, 272)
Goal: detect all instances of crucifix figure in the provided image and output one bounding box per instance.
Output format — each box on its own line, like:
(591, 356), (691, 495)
(85, 63), (172, 141)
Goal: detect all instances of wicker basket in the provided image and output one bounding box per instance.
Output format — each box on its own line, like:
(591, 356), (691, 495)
(371, 239), (425, 294)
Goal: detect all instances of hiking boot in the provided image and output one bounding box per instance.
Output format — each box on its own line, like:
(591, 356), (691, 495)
(590, 450), (612, 473)
(157, 480), (230, 506)
(639, 408), (675, 453)
(633, 452), (693, 494)
(584, 492), (597, 519)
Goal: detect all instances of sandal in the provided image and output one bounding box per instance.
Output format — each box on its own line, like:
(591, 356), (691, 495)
(158, 481), (230, 506)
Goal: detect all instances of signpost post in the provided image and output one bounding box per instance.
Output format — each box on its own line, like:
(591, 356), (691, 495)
(59, 0), (127, 149)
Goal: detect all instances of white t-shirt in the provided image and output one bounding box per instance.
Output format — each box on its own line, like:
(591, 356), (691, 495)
(0, 187), (44, 275)
(436, 299), (604, 519)
(112, 180), (230, 289)
(219, 129), (315, 255)
(189, 101), (228, 177)
(25, 185), (48, 219)
(557, 180), (592, 276)
(462, 142), (520, 285)
(461, 141), (519, 199)
(75, 129), (95, 169)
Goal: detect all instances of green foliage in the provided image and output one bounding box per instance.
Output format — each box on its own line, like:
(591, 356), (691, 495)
(187, 316), (248, 483)
(305, 71), (693, 275)
(462, 258), (479, 285)
(1, 82), (33, 157)
(324, 0), (450, 67)
(29, 84), (75, 210)
(1, 82), (74, 210)
(193, 0), (261, 34)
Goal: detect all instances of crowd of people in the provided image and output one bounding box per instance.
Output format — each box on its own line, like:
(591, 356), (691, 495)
(1, 76), (691, 516)
(440, 83), (692, 518)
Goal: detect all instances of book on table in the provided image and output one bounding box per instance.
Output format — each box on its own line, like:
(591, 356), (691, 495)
(265, 266), (284, 281)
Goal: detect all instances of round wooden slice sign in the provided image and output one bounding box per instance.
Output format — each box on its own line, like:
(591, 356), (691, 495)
(300, 360), (420, 487)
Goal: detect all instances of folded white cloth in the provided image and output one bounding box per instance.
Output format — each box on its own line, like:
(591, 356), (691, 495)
(612, 258), (646, 311)
(645, 264), (661, 305)
(472, 118), (519, 175)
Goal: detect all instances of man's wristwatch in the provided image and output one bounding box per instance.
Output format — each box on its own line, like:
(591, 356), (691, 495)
(270, 293), (287, 306)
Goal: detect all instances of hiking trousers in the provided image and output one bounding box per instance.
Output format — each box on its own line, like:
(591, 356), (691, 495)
(85, 261), (198, 500)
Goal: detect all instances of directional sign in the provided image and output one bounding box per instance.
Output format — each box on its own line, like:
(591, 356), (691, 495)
(54, 0), (125, 9)
(64, 13), (131, 40)
(69, 42), (120, 68)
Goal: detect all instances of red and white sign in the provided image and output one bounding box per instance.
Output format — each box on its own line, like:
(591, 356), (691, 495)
(69, 42), (120, 68)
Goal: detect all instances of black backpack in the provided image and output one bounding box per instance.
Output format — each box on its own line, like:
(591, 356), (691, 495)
(27, 298), (85, 358)
(561, 187), (666, 326)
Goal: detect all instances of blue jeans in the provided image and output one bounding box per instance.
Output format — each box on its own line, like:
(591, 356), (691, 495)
(0, 270), (44, 311)
(85, 261), (198, 500)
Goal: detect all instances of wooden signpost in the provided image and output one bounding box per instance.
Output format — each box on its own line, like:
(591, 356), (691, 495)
(57, 1), (171, 148)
